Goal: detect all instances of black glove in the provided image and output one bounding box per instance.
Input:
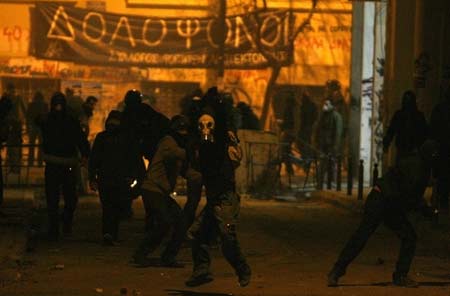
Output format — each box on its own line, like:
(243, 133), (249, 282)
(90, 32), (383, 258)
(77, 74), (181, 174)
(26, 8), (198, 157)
(421, 205), (438, 220)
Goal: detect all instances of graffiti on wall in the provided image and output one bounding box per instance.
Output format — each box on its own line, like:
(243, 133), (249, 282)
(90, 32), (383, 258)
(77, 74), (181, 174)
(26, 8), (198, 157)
(0, 58), (145, 82)
(224, 69), (271, 116)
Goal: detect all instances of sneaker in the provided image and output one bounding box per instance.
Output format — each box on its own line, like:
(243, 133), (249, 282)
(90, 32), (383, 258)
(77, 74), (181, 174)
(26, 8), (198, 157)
(327, 269), (342, 287)
(392, 274), (419, 288)
(185, 273), (214, 287)
(237, 264), (251, 287)
(103, 234), (115, 246)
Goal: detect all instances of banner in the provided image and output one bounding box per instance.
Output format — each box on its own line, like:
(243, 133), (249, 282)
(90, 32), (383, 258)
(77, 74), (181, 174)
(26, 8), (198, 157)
(32, 3), (293, 69)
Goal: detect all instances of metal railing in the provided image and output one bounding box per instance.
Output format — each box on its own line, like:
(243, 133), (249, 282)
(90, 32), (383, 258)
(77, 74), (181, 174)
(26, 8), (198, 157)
(244, 138), (369, 200)
(1, 143), (45, 187)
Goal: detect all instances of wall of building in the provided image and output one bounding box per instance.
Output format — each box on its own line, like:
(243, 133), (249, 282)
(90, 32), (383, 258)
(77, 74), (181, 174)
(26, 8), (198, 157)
(0, 0), (352, 140)
(384, 0), (450, 164)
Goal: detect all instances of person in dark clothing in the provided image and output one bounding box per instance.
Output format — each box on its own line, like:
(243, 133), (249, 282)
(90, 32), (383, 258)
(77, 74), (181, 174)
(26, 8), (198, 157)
(0, 93), (12, 210)
(316, 100), (343, 189)
(2, 83), (26, 173)
(80, 95), (98, 138)
(26, 91), (49, 166)
(383, 90), (428, 159)
(89, 111), (142, 245)
(328, 140), (438, 288)
(121, 89), (170, 219)
(131, 115), (190, 267)
(280, 92), (296, 176)
(236, 102), (260, 130)
(180, 92), (205, 235)
(122, 90), (170, 162)
(430, 86), (450, 213)
(185, 94), (251, 288)
(297, 91), (318, 158)
(36, 92), (90, 241)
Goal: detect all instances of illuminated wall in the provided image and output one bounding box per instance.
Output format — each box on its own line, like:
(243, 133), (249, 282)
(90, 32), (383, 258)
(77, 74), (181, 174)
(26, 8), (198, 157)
(0, 0), (352, 138)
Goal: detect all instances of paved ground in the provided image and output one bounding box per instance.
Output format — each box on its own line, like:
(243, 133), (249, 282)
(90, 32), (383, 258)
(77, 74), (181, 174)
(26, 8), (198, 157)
(1, 191), (450, 296)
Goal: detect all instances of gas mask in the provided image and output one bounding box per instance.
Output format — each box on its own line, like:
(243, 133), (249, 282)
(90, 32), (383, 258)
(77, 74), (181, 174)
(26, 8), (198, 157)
(198, 114), (215, 143)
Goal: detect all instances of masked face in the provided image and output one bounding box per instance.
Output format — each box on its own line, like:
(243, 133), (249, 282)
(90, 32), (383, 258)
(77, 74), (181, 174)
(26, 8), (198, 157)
(322, 100), (333, 112)
(198, 114), (215, 143)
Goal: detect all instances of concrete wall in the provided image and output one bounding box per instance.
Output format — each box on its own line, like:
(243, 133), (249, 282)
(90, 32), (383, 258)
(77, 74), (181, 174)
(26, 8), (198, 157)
(384, 0), (450, 165)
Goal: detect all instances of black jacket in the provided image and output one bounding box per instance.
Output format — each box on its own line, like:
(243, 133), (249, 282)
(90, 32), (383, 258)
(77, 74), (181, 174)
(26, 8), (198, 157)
(122, 103), (170, 162)
(430, 99), (450, 157)
(89, 128), (144, 187)
(383, 109), (428, 154)
(377, 150), (430, 211)
(37, 112), (90, 160)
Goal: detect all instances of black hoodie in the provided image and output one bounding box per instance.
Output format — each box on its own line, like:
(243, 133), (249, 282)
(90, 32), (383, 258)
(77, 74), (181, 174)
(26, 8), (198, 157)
(36, 92), (90, 162)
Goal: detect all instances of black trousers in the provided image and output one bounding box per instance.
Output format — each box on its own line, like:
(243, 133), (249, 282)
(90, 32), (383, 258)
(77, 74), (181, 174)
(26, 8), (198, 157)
(134, 190), (185, 263)
(436, 156), (450, 211)
(191, 192), (248, 276)
(184, 167), (202, 230)
(45, 164), (78, 237)
(98, 184), (128, 240)
(331, 189), (417, 278)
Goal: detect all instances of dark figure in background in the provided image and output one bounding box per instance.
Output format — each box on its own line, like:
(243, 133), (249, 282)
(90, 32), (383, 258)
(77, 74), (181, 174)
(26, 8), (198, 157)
(186, 89), (251, 288)
(180, 88), (203, 118)
(236, 102), (260, 130)
(2, 83), (26, 173)
(65, 88), (84, 121)
(131, 115), (190, 267)
(89, 111), (142, 245)
(26, 91), (49, 166)
(280, 92), (296, 176)
(0, 94), (12, 210)
(121, 90), (170, 219)
(316, 100), (343, 189)
(297, 91), (318, 158)
(80, 96), (98, 138)
(430, 86), (450, 213)
(36, 92), (90, 241)
(326, 80), (349, 138)
(383, 90), (428, 159)
(328, 140), (438, 288)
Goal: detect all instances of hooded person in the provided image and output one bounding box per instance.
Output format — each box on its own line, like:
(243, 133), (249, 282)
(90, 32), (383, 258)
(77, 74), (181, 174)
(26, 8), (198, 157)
(328, 139), (438, 288)
(383, 90), (429, 159)
(131, 115), (191, 268)
(36, 92), (90, 241)
(122, 89), (170, 162)
(89, 110), (143, 245)
(185, 94), (251, 288)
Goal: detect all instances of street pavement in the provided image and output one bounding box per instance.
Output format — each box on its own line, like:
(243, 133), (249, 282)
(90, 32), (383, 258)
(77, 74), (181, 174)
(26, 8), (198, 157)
(0, 190), (449, 296)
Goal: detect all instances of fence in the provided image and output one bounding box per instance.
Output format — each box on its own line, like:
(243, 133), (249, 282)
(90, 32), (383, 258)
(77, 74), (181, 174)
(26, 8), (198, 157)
(244, 138), (370, 200)
(1, 144), (45, 187)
